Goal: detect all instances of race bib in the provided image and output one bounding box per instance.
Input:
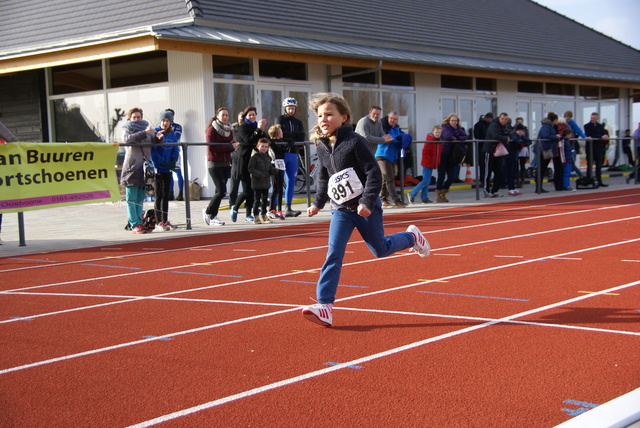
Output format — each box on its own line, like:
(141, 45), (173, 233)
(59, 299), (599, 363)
(328, 167), (363, 205)
(274, 159), (286, 170)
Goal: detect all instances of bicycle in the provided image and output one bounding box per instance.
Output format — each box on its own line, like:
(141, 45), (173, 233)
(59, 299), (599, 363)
(295, 152), (319, 194)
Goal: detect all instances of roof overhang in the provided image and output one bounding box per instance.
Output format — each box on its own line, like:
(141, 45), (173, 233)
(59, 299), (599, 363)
(2, 24), (639, 88)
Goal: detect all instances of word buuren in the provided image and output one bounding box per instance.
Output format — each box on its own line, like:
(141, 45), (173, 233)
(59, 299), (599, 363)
(0, 149), (94, 166)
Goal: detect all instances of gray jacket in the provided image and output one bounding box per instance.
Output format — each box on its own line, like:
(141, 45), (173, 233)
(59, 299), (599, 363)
(120, 123), (156, 187)
(355, 116), (386, 146)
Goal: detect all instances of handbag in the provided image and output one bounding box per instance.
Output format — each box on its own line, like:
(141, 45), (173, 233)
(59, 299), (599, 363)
(494, 142), (508, 157)
(542, 149), (553, 160)
(140, 147), (156, 185)
(451, 142), (467, 165)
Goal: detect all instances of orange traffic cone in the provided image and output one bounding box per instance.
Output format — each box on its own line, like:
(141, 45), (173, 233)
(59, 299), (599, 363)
(464, 164), (474, 183)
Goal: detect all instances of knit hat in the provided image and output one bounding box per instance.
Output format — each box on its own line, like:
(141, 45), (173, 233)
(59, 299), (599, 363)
(159, 110), (174, 122)
(515, 123), (525, 131)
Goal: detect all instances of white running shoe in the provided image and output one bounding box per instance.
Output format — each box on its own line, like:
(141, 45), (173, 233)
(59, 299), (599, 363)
(407, 225), (430, 258)
(202, 208), (210, 226)
(210, 216), (225, 226)
(302, 303), (333, 326)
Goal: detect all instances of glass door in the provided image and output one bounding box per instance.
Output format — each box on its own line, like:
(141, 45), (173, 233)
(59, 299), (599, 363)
(258, 85), (310, 140)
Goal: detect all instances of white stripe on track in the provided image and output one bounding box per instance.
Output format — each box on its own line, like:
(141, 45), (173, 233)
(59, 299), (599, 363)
(125, 277), (640, 428)
(2, 237), (639, 377)
(2, 215), (639, 327)
(1, 192), (637, 274)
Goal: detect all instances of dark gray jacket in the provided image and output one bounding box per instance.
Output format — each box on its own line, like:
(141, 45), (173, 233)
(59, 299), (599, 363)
(313, 126), (381, 212)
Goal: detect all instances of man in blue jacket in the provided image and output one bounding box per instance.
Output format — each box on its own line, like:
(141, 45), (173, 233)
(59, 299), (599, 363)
(375, 111), (408, 208)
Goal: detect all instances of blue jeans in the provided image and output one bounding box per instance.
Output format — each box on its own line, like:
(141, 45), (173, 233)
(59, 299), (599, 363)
(316, 199), (414, 304)
(125, 185), (146, 227)
(563, 163), (572, 188)
(409, 166), (433, 201)
(283, 152), (298, 204)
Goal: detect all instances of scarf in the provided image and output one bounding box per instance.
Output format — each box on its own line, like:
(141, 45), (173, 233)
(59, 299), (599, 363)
(213, 119), (233, 138)
(243, 118), (257, 127)
(123, 120), (149, 133)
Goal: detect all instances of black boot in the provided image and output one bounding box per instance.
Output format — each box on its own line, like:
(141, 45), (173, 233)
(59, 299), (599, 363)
(284, 204), (301, 217)
(175, 191), (184, 201)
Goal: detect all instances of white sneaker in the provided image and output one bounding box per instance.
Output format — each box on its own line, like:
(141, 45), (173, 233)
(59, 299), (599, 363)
(407, 225), (430, 258)
(302, 303), (333, 326)
(202, 208), (210, 226)
(210, 216), (225, 226)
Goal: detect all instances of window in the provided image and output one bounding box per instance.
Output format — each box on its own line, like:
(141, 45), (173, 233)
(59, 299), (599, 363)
(579, 85), (599, 99)
(517, 81), (543, 94)
(342, 67), (377, 88)
(476, 78), (496, 94)
(601, 87), (620, 100)
(52, 61), (103, 95)
(381, 70), (413, 89)
(52, 94), (106, 142)
(546, 83), (575, 97)
(441, 75), (473, 90)
(108, 52), (168, 88)
(213, 83), (254, 123)
(258, 59), (307, 80)
(343, 90), (379, 122)
(213, 56), (253, 80)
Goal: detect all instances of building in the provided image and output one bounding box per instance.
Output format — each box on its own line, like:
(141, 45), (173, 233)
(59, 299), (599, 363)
(1, 0), (639, 195)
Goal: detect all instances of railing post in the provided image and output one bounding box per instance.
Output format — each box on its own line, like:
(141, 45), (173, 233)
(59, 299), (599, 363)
(181, 142), (192, 230)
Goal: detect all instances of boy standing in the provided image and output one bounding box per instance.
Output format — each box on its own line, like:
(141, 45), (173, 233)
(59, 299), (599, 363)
(248, 138), (277, 224)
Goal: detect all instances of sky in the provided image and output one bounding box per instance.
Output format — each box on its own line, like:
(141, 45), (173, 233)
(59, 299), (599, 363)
(533, 0), (640, 50)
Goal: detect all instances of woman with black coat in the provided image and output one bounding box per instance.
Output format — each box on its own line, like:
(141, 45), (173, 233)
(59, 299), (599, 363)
(230, 106), (267, 223)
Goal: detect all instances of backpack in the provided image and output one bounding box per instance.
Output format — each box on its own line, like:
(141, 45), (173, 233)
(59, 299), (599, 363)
(142, 209), (157, 230)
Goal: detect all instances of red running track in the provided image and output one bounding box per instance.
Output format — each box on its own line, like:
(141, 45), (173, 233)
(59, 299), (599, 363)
(1, 189), (639, 427)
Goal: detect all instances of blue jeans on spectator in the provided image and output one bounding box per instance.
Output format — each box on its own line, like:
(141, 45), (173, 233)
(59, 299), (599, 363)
(316, 198), (414, 304)
(409, 166), (433, 202)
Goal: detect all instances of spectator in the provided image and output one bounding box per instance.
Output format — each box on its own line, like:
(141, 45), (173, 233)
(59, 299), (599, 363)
(121, 107), (162, 234)
(231, 106), (267, 223)
(407, 125), (441, 204)
(483, 112), (510, 198)
(437, 114), (468, 203)
(535, 112), (561, 193)
(229, 112), (243, 209)
(248, 138), (277, 224)
(0, 121), (18, 245)
(474, 113), (493, 184)
(355, 106), (394, 152)
(276, 97), (305, 217)
(302, 93), (429, 327)
(507, 124), (531, 195)
(563, 111), (588, 178)
(165, 108), (184, 201)
(628, 123), (640, 183)
(267, 124), (287, 220)
(203, 107), (238, 226)
(382, 113), (414, 179)
(514, 117), (529, 138)
(152, 111), (180, 231)
(584, 112), (610, 187)
(375, 111), (407, 208)
(559, 128), (576, 191)
(622, 129), (633, 168)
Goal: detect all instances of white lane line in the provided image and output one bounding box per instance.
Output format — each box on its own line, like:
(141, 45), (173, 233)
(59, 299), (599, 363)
(1, 193), (637, 274)
(2, 217), (639, 324)
(125, 277), (640, 428)
(2, 238), (638, 376)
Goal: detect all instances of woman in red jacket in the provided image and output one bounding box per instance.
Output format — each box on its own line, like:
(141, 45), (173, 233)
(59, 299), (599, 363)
(203, 107), (239, 226)
(407, 125), (442, 204)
